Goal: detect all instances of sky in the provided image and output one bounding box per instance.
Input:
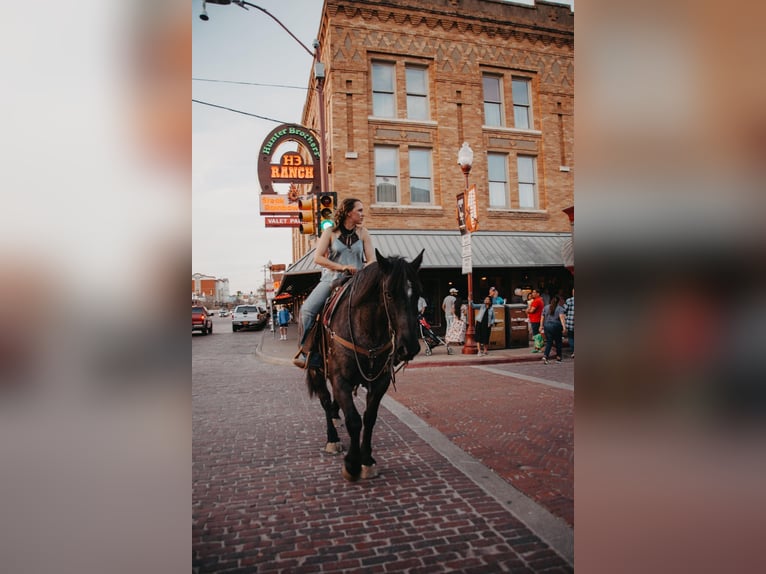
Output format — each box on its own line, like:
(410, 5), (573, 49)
(192, 0), (573, 296)
(193, 0), (324, 295)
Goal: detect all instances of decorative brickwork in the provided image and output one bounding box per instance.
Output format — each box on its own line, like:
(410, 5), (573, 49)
(295, 0), (573, 261)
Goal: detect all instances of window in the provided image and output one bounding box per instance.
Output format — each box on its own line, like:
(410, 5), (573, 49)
(375, 146), (399, 203)
(372, 62), (395, 118)
(512, 77), (531, 129)
(517, 155), (538, 209)
(483, 74), (503, 126)
(406, 66), (429, 120)
(409, 148), (432, 204)
(488, 153), (509, 208)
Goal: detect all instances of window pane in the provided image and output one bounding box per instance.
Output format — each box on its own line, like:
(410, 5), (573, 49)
(488, 153), (506, 180)
(409, 149), (430, 177)
(376, 179), (398, 203)
(518, 156), (535, 182)
(372, 63), (394, 91)
(512, 78), (529, 105)
(514, 105), (529, 129)
(518, 183), (536, 208)
(483, 75), (500, 102)
(484, 103), (502, 126)
(410, 179), (431, 203)
(375, 147), (397, 175)
(489, 182), (507, 208)
(407, 96), (428, 120)
(406, 67), (426, 94)
(373, 93), (395, 117)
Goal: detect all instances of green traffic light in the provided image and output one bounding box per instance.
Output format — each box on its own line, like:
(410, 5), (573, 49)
(319, 218), (334, 231)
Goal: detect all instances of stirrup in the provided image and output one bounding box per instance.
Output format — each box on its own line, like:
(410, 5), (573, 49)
(292, 350), (308, 369)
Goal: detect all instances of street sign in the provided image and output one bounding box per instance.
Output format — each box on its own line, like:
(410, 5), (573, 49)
(264, 215), (300, 228)
(461, 233), (472, 275)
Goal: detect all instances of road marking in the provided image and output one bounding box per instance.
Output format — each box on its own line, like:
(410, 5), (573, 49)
(472, 365), (574, 391)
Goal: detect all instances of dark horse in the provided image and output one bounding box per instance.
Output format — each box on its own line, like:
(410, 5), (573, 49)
(305, 248), (424, 481)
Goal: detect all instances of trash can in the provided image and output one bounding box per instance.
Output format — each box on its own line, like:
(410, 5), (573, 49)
(505, 304), (529, 348)
(488, 305), (505, 350)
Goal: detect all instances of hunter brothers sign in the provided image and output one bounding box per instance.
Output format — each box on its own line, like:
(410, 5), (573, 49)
(258, 124), (321, 227)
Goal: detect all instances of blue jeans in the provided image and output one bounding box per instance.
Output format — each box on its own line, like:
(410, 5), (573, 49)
(543, 323), (563, 359)
(567, 329), (574, 355)
(299, 278), (334, 348)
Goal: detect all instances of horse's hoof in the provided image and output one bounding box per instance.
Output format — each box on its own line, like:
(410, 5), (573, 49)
(342, 466), (360, 482)
(324, 442), (343, 454)
(361, 465), (379, 480)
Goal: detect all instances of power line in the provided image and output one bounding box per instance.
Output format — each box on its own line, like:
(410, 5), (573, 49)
(192, 99), (289, 124)
(192, 77), (308, 90)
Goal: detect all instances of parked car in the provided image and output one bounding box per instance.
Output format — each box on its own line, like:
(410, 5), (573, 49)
(231, 305), (268, 332)
(192, 305), (213, 335)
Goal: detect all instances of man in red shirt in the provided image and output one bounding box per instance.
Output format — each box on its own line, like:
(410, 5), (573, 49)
(527, 289), (544, 343)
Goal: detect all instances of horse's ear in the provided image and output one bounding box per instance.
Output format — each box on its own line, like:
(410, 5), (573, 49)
(411, 249), (425, 271)
(375, 248), (390, 271)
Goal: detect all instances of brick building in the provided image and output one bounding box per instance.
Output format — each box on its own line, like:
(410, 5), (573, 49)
(282, 0), (573, 328)
(192, 273), (230, 305)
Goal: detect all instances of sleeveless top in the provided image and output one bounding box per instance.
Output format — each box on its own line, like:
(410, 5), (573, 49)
(320, 233), (366, 282)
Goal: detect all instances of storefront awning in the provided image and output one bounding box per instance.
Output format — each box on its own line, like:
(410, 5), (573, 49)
(277, 230), (572, 296)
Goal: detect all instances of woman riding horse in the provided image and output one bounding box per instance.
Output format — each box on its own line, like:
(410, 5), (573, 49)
(305, 248), (424, 481)
(292, 198), (375, 369)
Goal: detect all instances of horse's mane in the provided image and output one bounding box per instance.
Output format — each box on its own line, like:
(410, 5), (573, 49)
(348, 256), (420, 302)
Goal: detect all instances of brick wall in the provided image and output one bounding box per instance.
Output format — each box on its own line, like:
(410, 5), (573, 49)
(297, 0), (573, 258)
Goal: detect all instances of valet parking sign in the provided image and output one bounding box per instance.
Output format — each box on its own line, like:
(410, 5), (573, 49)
(258, 123), (322, 228)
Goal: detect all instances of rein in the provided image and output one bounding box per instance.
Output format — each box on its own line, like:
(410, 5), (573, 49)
(329, 271), (402, 385)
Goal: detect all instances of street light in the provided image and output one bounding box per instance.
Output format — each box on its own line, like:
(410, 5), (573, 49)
(199, 0), (330, 199)
(458, 142), (478, 355)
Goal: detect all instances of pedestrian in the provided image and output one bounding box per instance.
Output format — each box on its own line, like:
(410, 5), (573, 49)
(541, 295), (567, 364)
(526, 289), (544, 348)
(445, 296), (467, 351)
(563, 287), (574, 358)
(488, 286), (504, 305)
(277, 305), (291, 340)
(442, 287), (458, 333)
(293, 198), (375, 369)
(471, 296), (496, 356)
(417, 295), (427, 317)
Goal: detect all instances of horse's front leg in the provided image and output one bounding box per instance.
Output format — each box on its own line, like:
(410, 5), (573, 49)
(334, 381), (363, 482)
(359, 376), (391, 479)
(307, 367), (341, 454)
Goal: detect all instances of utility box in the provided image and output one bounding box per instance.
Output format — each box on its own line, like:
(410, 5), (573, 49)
(506, 304), (529, 348)
(488, 305), (506, 350)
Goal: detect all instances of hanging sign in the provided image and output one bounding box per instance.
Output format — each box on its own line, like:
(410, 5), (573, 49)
(465, 184), (479, 233)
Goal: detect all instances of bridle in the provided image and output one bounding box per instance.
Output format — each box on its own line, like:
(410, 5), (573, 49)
(328, 271), (408, 383)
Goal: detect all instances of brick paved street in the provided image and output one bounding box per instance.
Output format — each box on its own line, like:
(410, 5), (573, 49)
(193, 319), (573, 572)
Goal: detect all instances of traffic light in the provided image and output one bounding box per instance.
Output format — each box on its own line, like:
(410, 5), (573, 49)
(298, 196), (316, 235)
(316, 192), (337, 234)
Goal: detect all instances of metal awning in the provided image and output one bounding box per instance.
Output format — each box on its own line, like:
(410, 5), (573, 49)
(277, 230), (572, 296)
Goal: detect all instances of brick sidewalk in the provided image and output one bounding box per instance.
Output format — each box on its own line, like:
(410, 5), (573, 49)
(389, 364), (574, 527)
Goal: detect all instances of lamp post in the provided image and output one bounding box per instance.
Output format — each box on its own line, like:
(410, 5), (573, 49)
(458, 142), (478, 355)
(199, 0), (329, 197)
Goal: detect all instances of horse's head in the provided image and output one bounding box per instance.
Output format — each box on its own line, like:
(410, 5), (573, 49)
(375, 248), (424, 363)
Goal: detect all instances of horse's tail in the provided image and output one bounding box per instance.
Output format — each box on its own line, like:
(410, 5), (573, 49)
(305, 366), (325, 399)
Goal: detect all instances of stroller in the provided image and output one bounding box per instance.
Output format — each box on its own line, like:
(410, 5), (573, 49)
(418, 314), (452, 356)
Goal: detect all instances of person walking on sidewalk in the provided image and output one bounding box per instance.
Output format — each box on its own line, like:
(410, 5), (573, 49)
(471, 296), (496, 356)
(292, 198), (375, 368)
(541, 295), (567, 364)
(526, 289), (544, 349)
(277, 305), (291, 340)
(442, 288), (458, 333)
(563, 287), (574, 358)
